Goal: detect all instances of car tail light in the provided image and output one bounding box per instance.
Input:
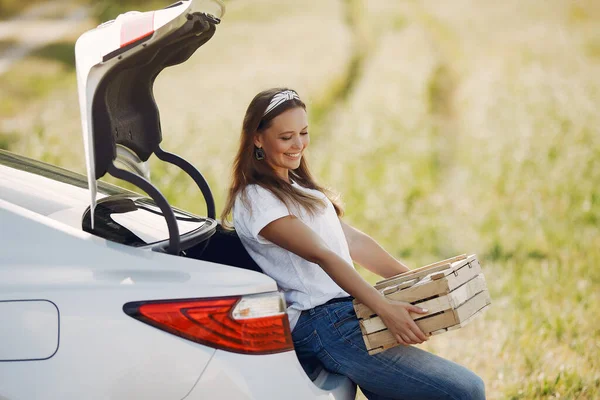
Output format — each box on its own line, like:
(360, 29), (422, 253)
(120, 12), (155, 48)
(123, 292), (294, 354)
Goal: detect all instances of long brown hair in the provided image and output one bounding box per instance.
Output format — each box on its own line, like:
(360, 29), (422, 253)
(221, 88), (343, 229)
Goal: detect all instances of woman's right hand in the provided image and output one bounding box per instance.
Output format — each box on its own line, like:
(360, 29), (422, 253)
(376, 299), (430, 346)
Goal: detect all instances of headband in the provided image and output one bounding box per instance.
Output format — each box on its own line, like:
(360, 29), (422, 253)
(263, 90), (301, 117)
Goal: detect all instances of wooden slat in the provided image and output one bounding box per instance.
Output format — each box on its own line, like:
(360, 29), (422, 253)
(420, 253), (469, 272)
(362, 331), (373, 350)
(355, 279), (447, 319)
(359, 274), (487, 334)
(429, 254), (479, 280)
(454, 290), (491, 323)
(443, 274), (486, 308)
(374, 254), (476, 290)
(364, 310), (458, 351)
(458, 303), (491, 328)
(427, 254), (478, 280)
(418, 310), (459, 333)
(430, 301), (491, 335)
(353, 278), (447, 319)
(354, 260), (482, 319)
(382, 278), (419, 295)
(367, 292), (490, 355)
(431, 271), (447, 280)
(375, 254), (468, 285)
(374, 263), (451, 289)
(362, 287), (491, 353)
(361, 296), (453, 334)
(360, 317), (385, 335)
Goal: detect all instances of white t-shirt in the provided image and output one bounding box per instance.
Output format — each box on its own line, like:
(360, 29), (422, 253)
(232, 181), (353, 331)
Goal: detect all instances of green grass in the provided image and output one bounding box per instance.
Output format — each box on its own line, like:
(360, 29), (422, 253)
(0, 39), (18, 53)
(308, 0), (368, 131)
(3, 0), (600, 398)
(0, 130), (19, 150)
(0, 41), (77, 120)
(0, 0), (46, 19)
(92, 0), (170, 22)
(33, 42), (77, 69)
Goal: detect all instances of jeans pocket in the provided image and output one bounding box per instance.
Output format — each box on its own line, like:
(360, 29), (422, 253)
(331, 303), (366, 351)
(293, 330), (317, 348)
(291, 329), (322, 380)
(292, 327), (317, 348)
(332, 302), (357, 329)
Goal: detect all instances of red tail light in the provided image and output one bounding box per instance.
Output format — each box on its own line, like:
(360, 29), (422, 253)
(123, 293), (293, 354)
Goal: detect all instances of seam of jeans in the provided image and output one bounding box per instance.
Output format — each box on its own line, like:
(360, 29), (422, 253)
(327, 307), (462, 399)
(293, 310), (327, 332)
(292, 329), (317, 347)
(332, 314), (356, 329)
(329, 306), (370, 354)
(314, 329), (342, 373)
(364, 352), (460, 400)
(332, 301), (354, 320)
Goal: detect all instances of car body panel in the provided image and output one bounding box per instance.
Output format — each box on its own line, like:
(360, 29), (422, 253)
(0, 295), (215, 400)
(188, 350), (357, 400)
(0, 199), (276, 299)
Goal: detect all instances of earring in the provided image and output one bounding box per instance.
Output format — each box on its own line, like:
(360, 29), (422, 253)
(254, 147), (265, 160)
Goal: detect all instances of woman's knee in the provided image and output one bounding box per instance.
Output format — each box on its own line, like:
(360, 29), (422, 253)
(455, 373), (486, 400)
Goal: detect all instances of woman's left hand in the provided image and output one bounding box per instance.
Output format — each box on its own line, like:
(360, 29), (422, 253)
(375, 298), (430, 346)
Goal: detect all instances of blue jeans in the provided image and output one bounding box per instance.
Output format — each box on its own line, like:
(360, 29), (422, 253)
(291, 299), (486, 400)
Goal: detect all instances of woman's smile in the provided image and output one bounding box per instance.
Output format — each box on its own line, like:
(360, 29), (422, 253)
(284, 152), (302, 159)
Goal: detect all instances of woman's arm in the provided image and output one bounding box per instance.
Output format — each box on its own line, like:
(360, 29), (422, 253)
(259, 215), (428, 345)
(340, 219), (410, 279)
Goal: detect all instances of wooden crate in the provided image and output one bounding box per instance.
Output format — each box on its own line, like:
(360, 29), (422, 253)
(353, 254), (491, 355)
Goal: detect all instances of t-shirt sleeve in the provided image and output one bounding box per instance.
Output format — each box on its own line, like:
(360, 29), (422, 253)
(238, 185), (291, 245)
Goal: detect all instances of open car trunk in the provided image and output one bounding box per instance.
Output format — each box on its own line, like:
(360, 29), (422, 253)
(75, 0), (224, 254)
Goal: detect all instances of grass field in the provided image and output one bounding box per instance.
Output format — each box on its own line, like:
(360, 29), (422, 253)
(1, 0), (599, 398)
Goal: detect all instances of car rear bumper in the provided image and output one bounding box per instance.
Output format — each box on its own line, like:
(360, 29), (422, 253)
(186, 349), (356, 400)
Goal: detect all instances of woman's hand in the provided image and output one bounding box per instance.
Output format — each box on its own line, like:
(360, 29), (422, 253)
(375, 299), (430, 346)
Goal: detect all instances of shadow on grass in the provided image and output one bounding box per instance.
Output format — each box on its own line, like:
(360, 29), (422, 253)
(0, 40), (78, 120)
(0, 131), (19, 151)
(31, 41), (77, 70)
(309, 0), (369, 130)
(0, 0), (46, 20)
(93, 0), (167, 22)
(0, 39), (19, 54)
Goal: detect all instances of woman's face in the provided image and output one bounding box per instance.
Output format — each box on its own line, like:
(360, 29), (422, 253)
(254, 106), (309, 181)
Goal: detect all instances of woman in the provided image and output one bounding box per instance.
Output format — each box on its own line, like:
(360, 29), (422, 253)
(221, 88), (486, 399)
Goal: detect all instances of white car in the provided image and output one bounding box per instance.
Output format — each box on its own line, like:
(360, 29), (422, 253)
(0, 1), (356, 399)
